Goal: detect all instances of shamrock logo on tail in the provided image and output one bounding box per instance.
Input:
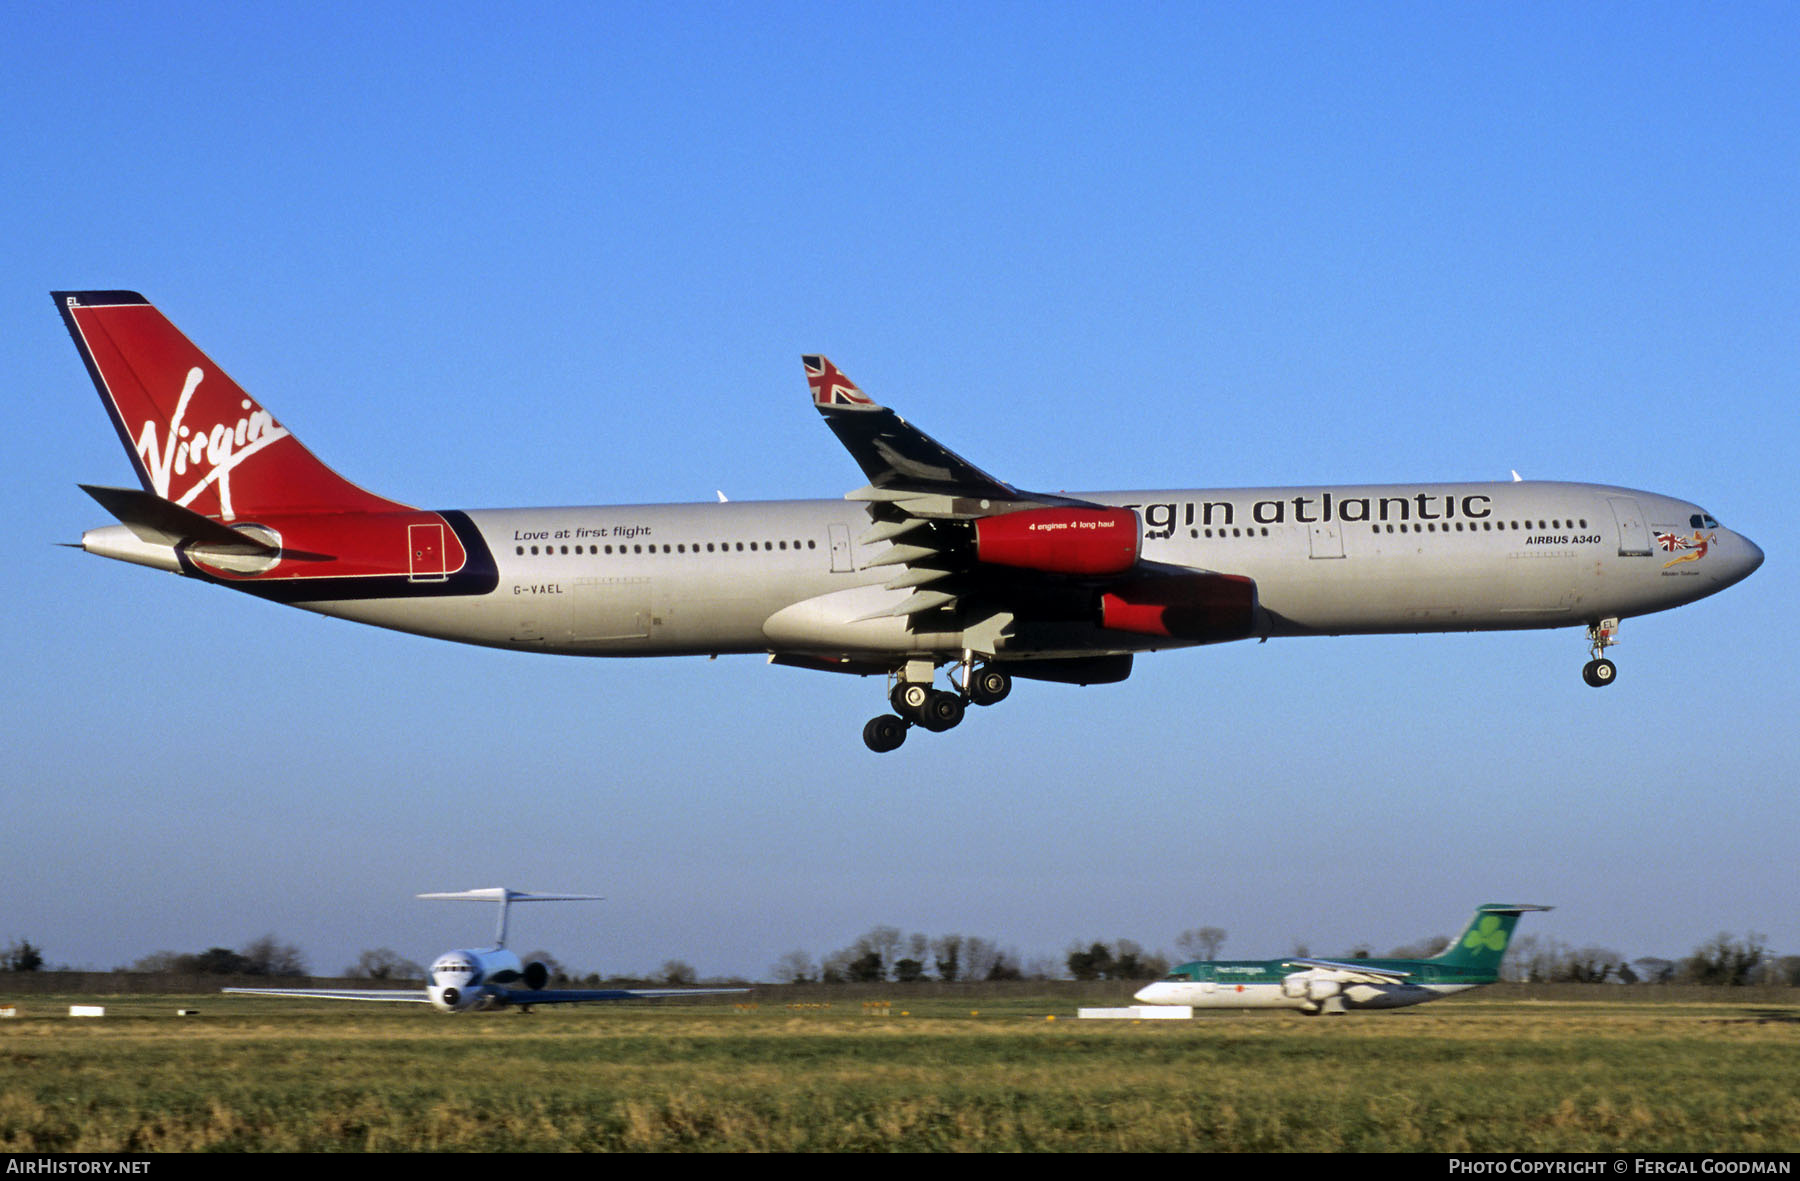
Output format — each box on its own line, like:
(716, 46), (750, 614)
(1463, 915), (1510, 953)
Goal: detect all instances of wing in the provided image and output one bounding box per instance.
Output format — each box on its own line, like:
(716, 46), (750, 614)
(804, 356), (1144, 625)
(496, 986), (749, 1006)
(800, 358), (1265, 661)
(803, 356), (1038, 503)
(1282, 958), (1414, 983)
(222, 987), (431, 1003)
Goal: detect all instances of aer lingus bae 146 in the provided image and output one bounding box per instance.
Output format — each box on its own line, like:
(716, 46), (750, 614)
(1132, 904), (1551, 1016)
(58, 291), (1762, 751)
(223, 889), (747, 1013)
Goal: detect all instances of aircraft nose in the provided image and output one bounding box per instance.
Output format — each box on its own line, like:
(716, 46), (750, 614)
(1133, 983), (1167, 1004)
(1728, 533), (1764, 586)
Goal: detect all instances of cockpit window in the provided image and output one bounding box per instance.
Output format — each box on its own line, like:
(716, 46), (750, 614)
(1690, 513), (1720, 529)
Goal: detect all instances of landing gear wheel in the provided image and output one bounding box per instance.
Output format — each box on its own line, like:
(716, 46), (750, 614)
(1582, 658), (1617, 688)
(967, 667), (1012, 707)
(891, 682), (932, 721)
(916, 690), (965, 732)
(863, 714), (908, 753)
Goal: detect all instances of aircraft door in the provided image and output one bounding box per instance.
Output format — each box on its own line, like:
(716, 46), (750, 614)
(1608, 497), (1652, 557)
(1307, 521), (1345, 559)
(570, 576), (652, 642)
(408, 522), (447, 581)
(829, 524), (854, 573)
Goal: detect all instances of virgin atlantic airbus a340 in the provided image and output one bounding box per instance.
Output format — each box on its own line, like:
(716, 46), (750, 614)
(58, 291), (1762, 751)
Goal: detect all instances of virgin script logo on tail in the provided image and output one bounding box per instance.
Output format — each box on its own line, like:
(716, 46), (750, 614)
(135, 366), (289, 519)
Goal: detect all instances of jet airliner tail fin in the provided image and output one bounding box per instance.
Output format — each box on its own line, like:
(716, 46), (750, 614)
(417, 888), (606, 948)
(1429, 903), (1553, 977)
(55, 291), (409, 520)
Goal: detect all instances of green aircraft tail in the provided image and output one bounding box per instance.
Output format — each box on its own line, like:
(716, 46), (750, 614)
(1428, 904), (1553, 977)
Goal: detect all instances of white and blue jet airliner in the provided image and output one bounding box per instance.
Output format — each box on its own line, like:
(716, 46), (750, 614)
(223, 888), (746, 1013)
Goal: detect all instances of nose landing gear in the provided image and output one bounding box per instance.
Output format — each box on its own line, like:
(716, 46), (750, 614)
(1582, 618), (1619, 688)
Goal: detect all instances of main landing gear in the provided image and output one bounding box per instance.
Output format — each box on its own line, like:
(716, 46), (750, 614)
(1582, 618), (1619, 688)
(862, 658), (1013, 753)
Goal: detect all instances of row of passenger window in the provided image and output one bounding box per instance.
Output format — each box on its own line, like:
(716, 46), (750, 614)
(1182, 517), (1591, 540)
(515, 539), (820, 557)
(1187, 527), (1273, 538)
(1369, 517), (1591, 535)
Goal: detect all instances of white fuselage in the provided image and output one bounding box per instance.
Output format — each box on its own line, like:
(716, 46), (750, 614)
(426, 946), (523, 1012)
(1133, 977), (1474, 1012)
(267, 480), (1761, 662)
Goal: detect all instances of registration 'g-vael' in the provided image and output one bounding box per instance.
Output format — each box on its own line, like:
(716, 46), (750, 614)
(59, 292), (1762, 751)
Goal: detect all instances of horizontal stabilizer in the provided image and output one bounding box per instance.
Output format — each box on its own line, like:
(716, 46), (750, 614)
(418, 887), (605, 949)
(81, 484), (279, 551)
(417, 888), (606, 905)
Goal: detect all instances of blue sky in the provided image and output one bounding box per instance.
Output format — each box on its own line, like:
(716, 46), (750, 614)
(3, 4), (1794, 981)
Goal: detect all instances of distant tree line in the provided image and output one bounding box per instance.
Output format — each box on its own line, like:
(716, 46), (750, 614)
(2, 939), (45, 972)
(769, 928), (1031, 984)
(1066, 940), (1166, 981)
(130, 934), (308, 977)
(346, 948), (425, 981)
(765, 925), (1800, 987)
(1501, 931), (1798, 987)
(11, 925), (1798, 987)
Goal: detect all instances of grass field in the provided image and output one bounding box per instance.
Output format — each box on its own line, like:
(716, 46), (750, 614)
(3, 990), (1797, 1151)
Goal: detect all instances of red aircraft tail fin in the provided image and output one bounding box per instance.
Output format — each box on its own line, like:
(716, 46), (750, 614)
(55, 291), (408, 519)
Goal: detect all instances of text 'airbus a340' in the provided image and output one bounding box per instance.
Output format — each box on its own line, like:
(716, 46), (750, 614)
(59, 292), (1762, 751)
(223, 888), (746, 1013)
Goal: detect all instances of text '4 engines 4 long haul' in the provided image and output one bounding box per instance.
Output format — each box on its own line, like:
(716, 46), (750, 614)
(58, 292), (1762, 751)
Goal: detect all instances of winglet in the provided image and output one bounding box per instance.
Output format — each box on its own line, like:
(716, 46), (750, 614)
(803, 355), (881, 411)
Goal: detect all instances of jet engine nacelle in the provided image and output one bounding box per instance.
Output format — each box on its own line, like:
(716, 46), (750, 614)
(973, 507), (1141, 576)
(1281, 970), (1343, 1003)
(523, 960), (550, 991)
(1099, 572), (1258, 642)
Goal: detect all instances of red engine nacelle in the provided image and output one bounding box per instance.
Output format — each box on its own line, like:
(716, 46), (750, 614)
(1099, 573), (1258, 642)
(973, 507), (1141, 575)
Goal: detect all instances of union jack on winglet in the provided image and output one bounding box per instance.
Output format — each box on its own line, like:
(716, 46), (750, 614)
(803, 355), (877, 409)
